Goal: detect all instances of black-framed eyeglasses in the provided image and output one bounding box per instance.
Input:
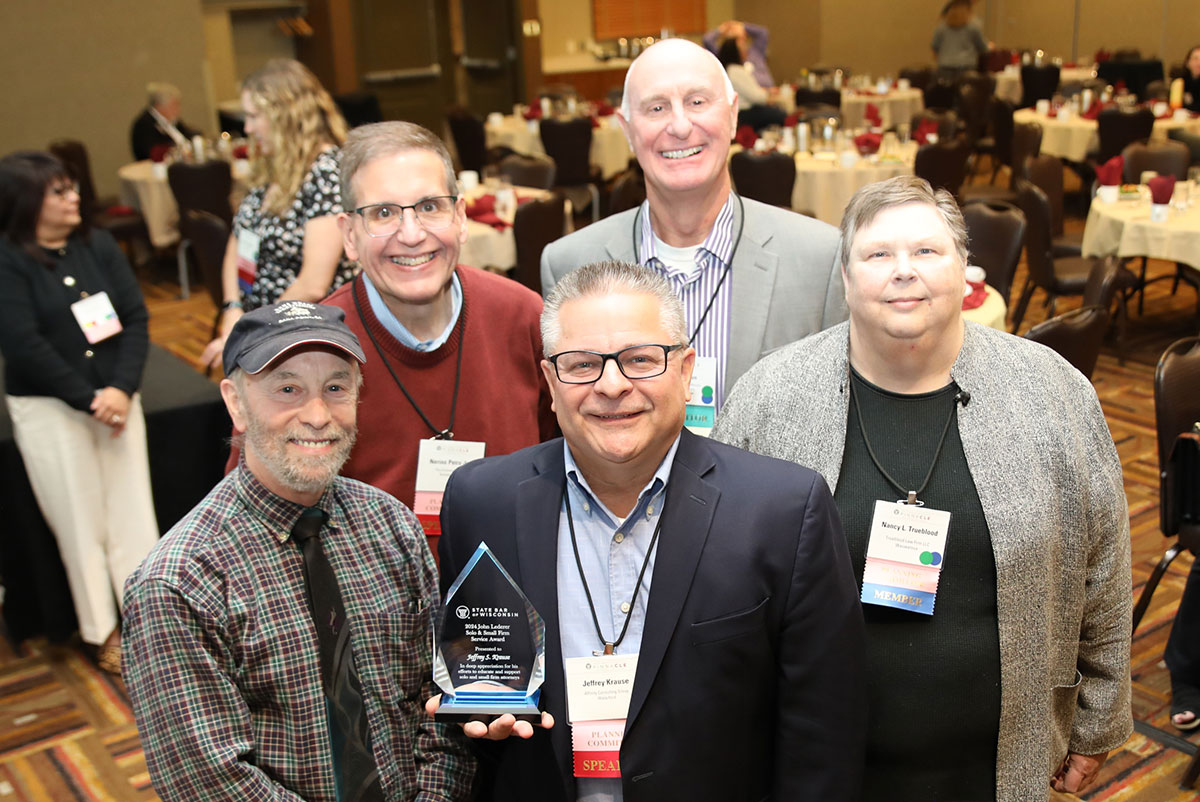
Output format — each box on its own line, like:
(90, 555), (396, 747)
(48, 182), (80, 198)
(547, 344), (684, 384)
(353, 196), (458, 236)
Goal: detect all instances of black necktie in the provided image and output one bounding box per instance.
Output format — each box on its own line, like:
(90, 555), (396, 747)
(291, 507), (384, 802)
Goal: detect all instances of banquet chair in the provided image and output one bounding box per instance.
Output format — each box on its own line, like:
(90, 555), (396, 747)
(913, 136), (971, 200)
(957, 82), (991, 145)
(1023, 305), (1109, 379)
(446, 106), (488, 174)
(898, 65), (934, 93)
(982, 98), (1016, 184)
(1095, 107), (1155, 164)
(1018, 64), (1060, 108)
(178, 210), (230, 346)
(729, 150), (796, 209)
(911, 109), (960, 142)
(1132, 336), (1200, 635)
(1122, 140), (1191, 182)
(334, 92), (383, 129)
(539, 117), (601, 223)
(1011, 178), (1134, 334)
(923, 79), (958, 111)
(962, 120), (1044, 205)
(609, 166), (646, 216)
(793, 87), (842, 109)
(1080, 254), (1129, 359)
(168, 161), (233, 299)
(1025, 154), (1082, 258)
(511, 195), (566, 296)
(48, 139), (150, 265)
(498, 153), (556, 190)
(961, 200), (1026, 305)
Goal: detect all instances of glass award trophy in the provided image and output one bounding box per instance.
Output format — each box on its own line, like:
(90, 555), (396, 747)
(434, 542), (545, 721)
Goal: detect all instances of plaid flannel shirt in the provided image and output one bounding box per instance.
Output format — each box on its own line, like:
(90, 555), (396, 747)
(123, 465), (473, 801)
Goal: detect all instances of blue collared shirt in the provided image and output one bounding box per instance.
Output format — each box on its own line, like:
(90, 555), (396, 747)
(557, 436), (680, 802)
(637, 194), (736, 410)
(362, 270), (463, 351)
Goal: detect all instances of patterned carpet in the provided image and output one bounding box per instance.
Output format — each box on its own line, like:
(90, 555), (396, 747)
(3, 198), (1200, 799)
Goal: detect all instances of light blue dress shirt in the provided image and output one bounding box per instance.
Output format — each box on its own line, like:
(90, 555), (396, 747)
(362, 270), (462, 351)
(557, 435), (680, 802)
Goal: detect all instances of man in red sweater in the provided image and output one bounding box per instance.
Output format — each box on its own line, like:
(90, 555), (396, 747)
(328, 121), (556, 556)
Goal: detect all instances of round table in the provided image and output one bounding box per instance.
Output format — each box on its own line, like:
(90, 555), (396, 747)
(962, 284), (1007, 330)
(791, 145), (916, 225)
(1013, 108), (1200, 162)
(839, 88), (924, 131)
(1082, 192), (1200, 263)
(117, 159), (249, 248)
(993, 66), (1097, 105)
(485, 115), (632, 179)
(458, 185), (571, 272)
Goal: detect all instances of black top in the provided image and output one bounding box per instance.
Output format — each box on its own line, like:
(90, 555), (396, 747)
(130, 108), (198, 161)
(0, 230), (149, 410)
(834, 369), (1000, 802)
(1185, 72), (1200, 114)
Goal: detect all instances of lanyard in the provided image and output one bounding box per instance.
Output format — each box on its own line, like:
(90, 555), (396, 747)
(633, 193), (745, 343)
(849, 378), (963, 506)
(352, 273), (463, 439)
(563, 483), (663, 655)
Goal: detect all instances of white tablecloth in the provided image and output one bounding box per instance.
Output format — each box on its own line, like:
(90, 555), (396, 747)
(117, 159), (248, 248)
(993, 66), (1097, 105)
(962, 283), (1007, 330)
(458, 186), (571, 272)
(1013, 108), (1200, 162)
(1082, 194), (1200, 263)
(485, 115), (632, 179)
(791, 146), (916, 225)
(840, 88), (925, 131)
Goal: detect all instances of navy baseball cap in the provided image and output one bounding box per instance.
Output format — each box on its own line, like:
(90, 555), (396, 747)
(222, 301), (366, 376)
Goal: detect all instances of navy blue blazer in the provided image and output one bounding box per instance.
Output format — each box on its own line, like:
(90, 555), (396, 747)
(439, 429), (866, 802)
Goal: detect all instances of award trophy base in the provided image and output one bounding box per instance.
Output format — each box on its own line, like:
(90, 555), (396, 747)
(435, 688), (542, 723)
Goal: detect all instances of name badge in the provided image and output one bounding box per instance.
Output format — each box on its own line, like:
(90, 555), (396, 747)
(70, 292), (123, 344)
(565, 654), (638, 778)
(414, 439), (485, 536)
(236, 228), (261, 295)
(685, 355), (718, 436)
(861, 500), (951, 615)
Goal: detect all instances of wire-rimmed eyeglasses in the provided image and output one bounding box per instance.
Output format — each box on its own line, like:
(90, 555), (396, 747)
(353, 196), (458, 236)
(546, 344), (685, 384)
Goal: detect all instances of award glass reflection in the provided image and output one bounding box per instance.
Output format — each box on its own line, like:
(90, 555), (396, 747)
(434, 542), (545, 721)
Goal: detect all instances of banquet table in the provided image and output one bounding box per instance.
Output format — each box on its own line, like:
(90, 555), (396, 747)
(791, 145), (916, 225)
(0, 345), (230, 643)
(118, 159), (249, 248)
(1082, 191), (1200, 263)
(962, 283), (1007, 330)
(1012, 108), (1200, 162)
(485, 114), (632, 180)
(459, 185), (571, 273)
(993, 66), (1098, 105)
(839, 88), (925, 131)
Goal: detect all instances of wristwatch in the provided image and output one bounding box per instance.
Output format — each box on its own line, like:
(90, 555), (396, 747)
(220, 299), (243, 312)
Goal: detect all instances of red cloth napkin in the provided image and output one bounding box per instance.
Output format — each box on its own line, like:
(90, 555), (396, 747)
(856, 89), (878, 97)
(149, 144), (172, 163)
(232, 144), (250, 159)
(594, 101), (615, 117)
(1096, 155), (1123, 186)
(1081, 102), (1103, 120)
(914, 118), (940, 145)
(961, 280), (988, 310)
(1046, 107), (1058, 118)
(735, 125), (758, 149)
(865, 103), (882, 128)
(522, 106), (543, 121)
(854, 132), (882, 155)
(1149, 175), (1177, 204)
(590, 116), (600, 128)
(465, 194), (535, 230)
(1094, 48), (1111, 63)
(784, 112), (799, 127)
(104, 204), (137, 216)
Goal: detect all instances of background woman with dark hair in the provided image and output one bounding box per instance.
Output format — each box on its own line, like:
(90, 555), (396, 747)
(716, 36), (787, 133)
(0, 150), (159, 673)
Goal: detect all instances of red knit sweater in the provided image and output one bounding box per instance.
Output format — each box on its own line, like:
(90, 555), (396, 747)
(324, 267), (556, 552)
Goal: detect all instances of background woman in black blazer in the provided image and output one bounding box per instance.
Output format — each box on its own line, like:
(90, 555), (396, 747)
(0, 151), (159, 673)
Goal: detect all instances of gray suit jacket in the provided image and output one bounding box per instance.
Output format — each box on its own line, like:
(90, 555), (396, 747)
(540, 196), (847, 393)
(713, 322), (1133, 802)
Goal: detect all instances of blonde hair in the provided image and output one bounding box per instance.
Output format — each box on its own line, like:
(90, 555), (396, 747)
(242, 59), (348, 216)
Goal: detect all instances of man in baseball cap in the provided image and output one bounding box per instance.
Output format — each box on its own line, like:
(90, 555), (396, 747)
(123, 301), (474, 800)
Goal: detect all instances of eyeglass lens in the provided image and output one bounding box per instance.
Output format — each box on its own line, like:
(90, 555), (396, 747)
(554, 345), (673, 383)
(360, 197), (456, 235)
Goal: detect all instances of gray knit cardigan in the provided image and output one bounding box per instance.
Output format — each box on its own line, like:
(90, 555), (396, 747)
(713, 321), (1132, 802)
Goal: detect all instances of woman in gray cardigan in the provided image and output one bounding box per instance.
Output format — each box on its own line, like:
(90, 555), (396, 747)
(713, 176), (1131, 801)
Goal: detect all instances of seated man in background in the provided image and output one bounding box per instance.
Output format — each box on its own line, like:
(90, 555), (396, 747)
(714, 175), (1132, 801)
(130, 82), (198, 160)
(123, 302), (473, 801)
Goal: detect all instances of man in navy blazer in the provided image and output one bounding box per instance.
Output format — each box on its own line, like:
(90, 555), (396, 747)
(431, 261), (865, 801)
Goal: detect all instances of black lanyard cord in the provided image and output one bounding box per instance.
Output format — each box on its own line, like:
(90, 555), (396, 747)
(563, 483), (663, 655)
(352, 273), (463, 439)
(849, 379), (963, 505)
